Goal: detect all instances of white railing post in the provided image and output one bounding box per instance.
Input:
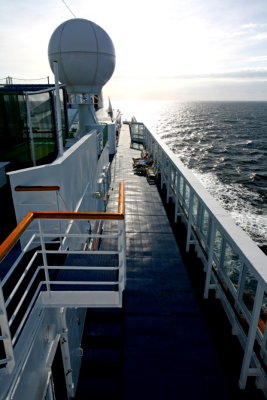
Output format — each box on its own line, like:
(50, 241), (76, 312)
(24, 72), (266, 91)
(182, 180), (186, 212)
(38, 220), (51, 295)
(160, 150), (164, 190)
(219, 237), (226, 271)
(239, 283), (264, 389)
(166, 161), (171, 203)
(204, 219), (216, 298)
(0, 287), (15, 372)
(185, 189), (194, 252)
(157, 143), (160, 177)
(176, 173), (184, 222)
(153, 141), (158, 175)
(55, 190), (65, 249)
(236, 263), (246, 305)
(174, 172), (179, 223)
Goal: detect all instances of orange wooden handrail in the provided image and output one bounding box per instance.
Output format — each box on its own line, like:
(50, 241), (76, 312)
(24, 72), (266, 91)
(0, 182), (125, 263)
(15, 185), (60, 191)
(32, 211), (124, 220)
(118, 181), (125, 215)
(0, 212), (35, 262)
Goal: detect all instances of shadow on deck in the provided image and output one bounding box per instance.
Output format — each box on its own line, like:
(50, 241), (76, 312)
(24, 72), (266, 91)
(74, 124), (265, 400)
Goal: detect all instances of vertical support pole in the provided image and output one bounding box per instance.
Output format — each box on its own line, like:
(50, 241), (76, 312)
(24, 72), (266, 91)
(260, 316), (267, 362)
(186, 189), (194, 252)
(25, 93), (36, 166)
(157, 142), (160, 175)
(118, 181), (126, 300)
(236, 262), (246, 307)
(160, 150), (164, 190)
(56, 189), (60, 213)
(174, 171), (179, 223)
(53, 61), (64, 158)
(59, 307), (75, 398)
(55, 190), (64, 249)
(182, 180), (186, 212)
(153, 140), (158, 175)
(167, 162), (173, 204)
(118, 219), (126, 293)
(38, 220), (51, 294)
(0, 287), (15, 372)
(219, 237), (226, 271)
(204, 219), (215, 298)
(239, 284), (264, 389)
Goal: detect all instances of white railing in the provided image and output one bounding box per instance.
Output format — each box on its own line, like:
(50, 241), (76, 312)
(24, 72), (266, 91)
(129, 121), (145, 147)
(0, 182), (126, 372)
(141, 123), (267, 393)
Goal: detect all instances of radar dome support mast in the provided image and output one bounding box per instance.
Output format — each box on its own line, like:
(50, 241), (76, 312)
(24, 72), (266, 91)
(53, 61), (64, 157)
(48, 18), (116, 136)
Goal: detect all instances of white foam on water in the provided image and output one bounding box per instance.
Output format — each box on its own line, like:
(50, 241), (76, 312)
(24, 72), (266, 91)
(192, 169), (267, 247)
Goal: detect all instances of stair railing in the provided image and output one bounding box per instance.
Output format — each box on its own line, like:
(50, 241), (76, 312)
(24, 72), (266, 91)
(0, 182), (125, 372)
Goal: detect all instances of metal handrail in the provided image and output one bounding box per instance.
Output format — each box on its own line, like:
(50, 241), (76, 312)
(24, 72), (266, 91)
(0, 182), (125, 263)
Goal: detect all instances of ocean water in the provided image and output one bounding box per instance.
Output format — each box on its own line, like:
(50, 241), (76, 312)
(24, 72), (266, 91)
(115, 100), (267, 249)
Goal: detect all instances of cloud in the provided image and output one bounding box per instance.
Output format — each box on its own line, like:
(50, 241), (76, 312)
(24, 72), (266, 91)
(1, 0), (267, 102)
(248, 55), (267, 62)
(127, 69), (267, 81)
(105, 72), (267, 101)
(251, 33), (267, 40)
(183, 69), (267, 80)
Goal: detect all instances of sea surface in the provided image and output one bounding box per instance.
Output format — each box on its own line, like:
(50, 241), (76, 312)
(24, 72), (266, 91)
(115, 100), (267, 250)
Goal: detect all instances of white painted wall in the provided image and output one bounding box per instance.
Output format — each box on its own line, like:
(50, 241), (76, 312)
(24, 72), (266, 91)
(8, 131), (110, 247)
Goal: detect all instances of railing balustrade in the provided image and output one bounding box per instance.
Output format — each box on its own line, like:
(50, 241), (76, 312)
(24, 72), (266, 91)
(129, 121), (145, 148)
(142, 122), (267, 392)
(0, 182), (125, 372)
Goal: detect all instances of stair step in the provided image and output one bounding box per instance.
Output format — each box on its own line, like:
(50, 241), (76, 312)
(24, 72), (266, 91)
(75, 376), (121, 399)
(79, 359), (121, 378)
(41, 291), (121, 307)
(85, 309), (124, 323)
(75, 308), (124, 399)
(84, 321), (123, 338)
(82, 347), (121, 363)
(82, 335), (122, 349)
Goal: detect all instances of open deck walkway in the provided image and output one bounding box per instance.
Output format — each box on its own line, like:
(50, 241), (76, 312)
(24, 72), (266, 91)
(76, 124), (264, 400)
(107, 124), (234, 399)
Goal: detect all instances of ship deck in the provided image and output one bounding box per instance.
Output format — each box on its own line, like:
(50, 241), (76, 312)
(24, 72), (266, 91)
(75, 124), (265, 400)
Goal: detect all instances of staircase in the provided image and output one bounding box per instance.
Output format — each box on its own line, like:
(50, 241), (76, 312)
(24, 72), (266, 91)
(75, 308), (124, 399)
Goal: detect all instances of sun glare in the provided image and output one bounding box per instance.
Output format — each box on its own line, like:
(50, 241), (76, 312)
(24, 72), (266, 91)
(115, 7), (220, 78)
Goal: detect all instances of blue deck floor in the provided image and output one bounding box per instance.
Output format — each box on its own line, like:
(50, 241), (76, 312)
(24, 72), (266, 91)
(75, 124), (264, 399)
(107, 124), (233, 399)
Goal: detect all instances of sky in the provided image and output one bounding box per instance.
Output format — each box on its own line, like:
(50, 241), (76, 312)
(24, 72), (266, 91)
(0, 0), (267, 101)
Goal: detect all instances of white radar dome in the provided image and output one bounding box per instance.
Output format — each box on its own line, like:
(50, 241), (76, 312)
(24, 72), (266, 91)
(48, 18), (116, 94)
